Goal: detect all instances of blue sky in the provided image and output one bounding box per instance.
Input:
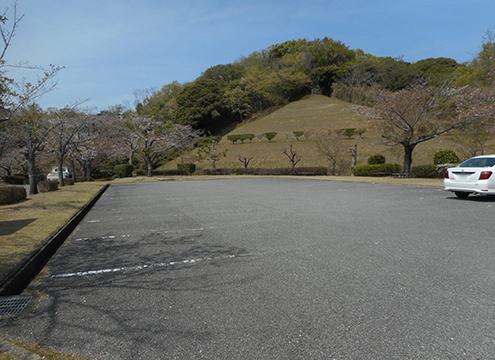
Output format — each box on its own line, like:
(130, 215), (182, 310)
(4, 0), (495, 111)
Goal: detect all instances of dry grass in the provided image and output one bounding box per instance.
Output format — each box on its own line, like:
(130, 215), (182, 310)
(0, 182), (107, 279)
(164, 94), (494, 172)
(0, 335), (89, 360)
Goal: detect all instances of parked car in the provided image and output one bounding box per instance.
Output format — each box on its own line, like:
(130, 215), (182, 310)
(47, 167), (71, 182)
(444, 155), (495, 198)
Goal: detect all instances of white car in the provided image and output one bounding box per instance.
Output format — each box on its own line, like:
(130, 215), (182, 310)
(47, 167), (71, 182)
(444, 155), (495, 198)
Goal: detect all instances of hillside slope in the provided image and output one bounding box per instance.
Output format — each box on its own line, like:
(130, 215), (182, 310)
(165, 95), (462, 174)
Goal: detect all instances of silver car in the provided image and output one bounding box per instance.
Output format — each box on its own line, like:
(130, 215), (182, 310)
(444, 155), (495, 198)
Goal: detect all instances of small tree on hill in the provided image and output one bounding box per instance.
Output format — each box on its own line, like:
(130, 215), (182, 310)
(197, 135), (227, 170)
(314, 130), (349, 175)
(283, 144), (300, 169)
(293, 131), (304, 140)
(243, 133), (255, 143)
(264, 132), (277, 142)
(227, 134), (241, 144)
(238, 155), (254, 169)
(341, 128), (357, 139)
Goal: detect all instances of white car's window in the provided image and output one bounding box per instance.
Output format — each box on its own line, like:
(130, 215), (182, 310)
(460, 158), (495, 168)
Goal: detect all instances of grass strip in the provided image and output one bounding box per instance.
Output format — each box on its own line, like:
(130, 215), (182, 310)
(0, 182), (108, 280)
(0, 335), (89, 360)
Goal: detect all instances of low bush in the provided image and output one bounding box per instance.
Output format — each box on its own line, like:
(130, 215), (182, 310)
(293, 131), (304, 140)
(114, 164), (134, 178)
(2, 175), (27, 185)
(92, 167), (114, 179)
(227, 134), (241, 144)
(0, 187), (27, 205)
(264, 132), (277, 142)
(38, 180), (58, 193)
(367, 154), (386, 165)
(351, 163), (401, 176)
(242, 134), (256, 143)
(433, 150), (459, 165)
(435, 164), (450, 178)
(64, 178), (75, 185)
(177, 163), (196, 175)
(153, 169), (180, 176)
(411, 164), (440, 178)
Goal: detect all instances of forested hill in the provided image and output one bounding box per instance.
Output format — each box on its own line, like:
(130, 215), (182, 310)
(134, 37), (493, 135)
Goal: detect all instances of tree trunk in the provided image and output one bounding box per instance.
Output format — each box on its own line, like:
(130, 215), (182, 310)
(129, 149), (135, 165)
(57, 156), (65, 186)
(26, 151), (38, 195)
(80, 160), (88, 180)
(402, 143), (416, 174)
(145, 156), (153, 177)
(351, 143), (358, 167)
(69, 157), (77, 182)
(86, 161), (92, 179)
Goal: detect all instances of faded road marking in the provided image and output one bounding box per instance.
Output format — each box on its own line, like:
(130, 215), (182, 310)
(51, 253), (253, 278)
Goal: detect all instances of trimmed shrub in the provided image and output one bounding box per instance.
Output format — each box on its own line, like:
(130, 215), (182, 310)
(293, 131), (304, 140)
(0, 187), (27, 205)
(351, 163), (401, 176)
(92, 167), (113, 179)
(411, 164), (440, 178)
(433, 150), (459, 165)
(2, 175), (27, 185)
(367, 154), (386, 165)
(227, 134), (242, 144)
(177, 163), (196, 175)
(153, 169), (179, 176)
(114, 164), (134, 178)
(38, 180), (58, 193)
(264, 132), (277, 142)
(243, 134), (256, 143)
(64, 178), (75, 185)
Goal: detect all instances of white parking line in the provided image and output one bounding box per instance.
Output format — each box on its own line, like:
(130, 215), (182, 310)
(51, 253), (252, 278)
(74, 235), (131, 241)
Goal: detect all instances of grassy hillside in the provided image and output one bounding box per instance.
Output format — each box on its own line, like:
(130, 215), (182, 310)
(164, 95), (474, 174)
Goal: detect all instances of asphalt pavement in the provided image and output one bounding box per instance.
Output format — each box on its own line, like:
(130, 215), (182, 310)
(1, 178), (495, 359)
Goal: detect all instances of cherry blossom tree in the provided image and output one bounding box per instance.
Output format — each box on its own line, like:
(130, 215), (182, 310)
(314, 130), (350, 175)
(355, 84), (495, 174)
(127, 115), (201, 176)
(47, 105), (98, 185)
(9, 104), (57, 194)
(0, 126), (20, 175)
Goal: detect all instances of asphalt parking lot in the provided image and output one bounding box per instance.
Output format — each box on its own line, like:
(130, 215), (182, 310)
(1, 178), (495, 359)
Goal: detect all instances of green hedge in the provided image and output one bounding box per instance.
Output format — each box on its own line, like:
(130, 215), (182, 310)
(114, 164), (134, 178)
(38, 180), (58, 193)
(367, 154), (386, 165)
(411, 164), (441, 178)
(0, 187), (27, 205)
(177, 163), (196, 175)
(351, 163), (401, 176)
(202, 167), (328, 176)
(2, 175), (27, 185)
(433, 150), (459, 165)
